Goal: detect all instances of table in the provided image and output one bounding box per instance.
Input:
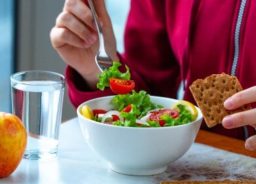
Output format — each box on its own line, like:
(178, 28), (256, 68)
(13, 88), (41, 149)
(196, 130), (256, 158)
(1, 118), (256, 184)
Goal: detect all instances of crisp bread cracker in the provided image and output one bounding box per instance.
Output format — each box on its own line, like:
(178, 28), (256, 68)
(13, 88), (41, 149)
(161, 180), (256, 184)
(189, 73), (249, 128)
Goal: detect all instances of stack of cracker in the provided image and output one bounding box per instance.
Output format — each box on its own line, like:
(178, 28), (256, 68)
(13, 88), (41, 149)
(189, 73), (249, 128)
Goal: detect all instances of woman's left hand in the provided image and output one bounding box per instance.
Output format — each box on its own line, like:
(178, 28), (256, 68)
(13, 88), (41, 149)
(222, 86), (256, 151)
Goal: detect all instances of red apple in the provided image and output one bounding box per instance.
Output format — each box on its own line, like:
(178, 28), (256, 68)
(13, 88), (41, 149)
(0, 112), (27, 178)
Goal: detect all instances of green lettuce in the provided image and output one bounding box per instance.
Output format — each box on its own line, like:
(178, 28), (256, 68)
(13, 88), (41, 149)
(111, 90), (162, 119)
(160, 104), (193, 126)
(96, 61), (131, 90)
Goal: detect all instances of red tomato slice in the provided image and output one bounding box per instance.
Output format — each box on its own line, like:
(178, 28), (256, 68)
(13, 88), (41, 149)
(122, 104), (132, 112)
(92, 109), (107, 116)
(109, 78), (135, 94)
(149, 109), (179, 124)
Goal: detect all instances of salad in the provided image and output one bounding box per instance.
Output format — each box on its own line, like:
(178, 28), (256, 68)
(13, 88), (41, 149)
(96, 61), (135, 94)
(80, 61), (198, 127)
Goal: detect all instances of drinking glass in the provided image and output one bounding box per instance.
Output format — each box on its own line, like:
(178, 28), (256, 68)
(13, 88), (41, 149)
(10, 70), (65, 160)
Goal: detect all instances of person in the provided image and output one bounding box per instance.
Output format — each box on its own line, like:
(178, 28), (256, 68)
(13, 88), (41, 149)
(50, 0), (256, 151)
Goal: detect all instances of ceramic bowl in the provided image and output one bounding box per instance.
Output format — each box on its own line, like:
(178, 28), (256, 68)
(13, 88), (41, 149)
(77, 96), (203, 175)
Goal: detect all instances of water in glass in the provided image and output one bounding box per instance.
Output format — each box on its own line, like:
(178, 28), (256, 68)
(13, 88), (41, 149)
(11, 73), (64, 160)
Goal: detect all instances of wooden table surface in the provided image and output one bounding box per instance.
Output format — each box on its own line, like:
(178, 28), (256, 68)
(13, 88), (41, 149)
(196, 130), (256, 158)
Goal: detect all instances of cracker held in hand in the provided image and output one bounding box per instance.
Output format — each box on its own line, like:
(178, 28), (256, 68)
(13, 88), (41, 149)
(189, 73), (249, 128)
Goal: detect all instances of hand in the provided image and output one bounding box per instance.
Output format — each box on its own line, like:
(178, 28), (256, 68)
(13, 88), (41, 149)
(222, 86), (256, 151)
(50, 0), (118, 88)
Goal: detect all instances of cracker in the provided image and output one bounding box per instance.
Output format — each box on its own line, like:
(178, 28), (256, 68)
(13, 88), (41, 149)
(189, 73), (249, 128)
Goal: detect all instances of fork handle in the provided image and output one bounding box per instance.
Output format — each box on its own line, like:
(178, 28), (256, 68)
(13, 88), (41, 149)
(87, 0), (102, 33)
(87, 0), (108, 56)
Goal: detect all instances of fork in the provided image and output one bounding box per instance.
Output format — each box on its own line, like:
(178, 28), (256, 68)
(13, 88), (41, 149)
(88, 0), (113, 72)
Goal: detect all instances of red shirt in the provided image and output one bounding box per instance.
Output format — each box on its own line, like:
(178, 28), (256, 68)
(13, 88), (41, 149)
(66, 0), (256, 139)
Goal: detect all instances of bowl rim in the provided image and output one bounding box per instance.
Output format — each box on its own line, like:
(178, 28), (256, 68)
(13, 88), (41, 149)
(77, 95), (203, 130)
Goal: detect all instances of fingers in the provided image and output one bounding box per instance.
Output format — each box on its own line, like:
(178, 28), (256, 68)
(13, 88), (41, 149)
(222, 108), (256, 129)
(222, 86), (256, 151)
(64, 0), (95, 29)
(50, 27), (86, 49)
(51, 0), (102, 49)
(50, 0), (117, 62)
(224, 86), (256, 110)
(245, 135), (256, 151)
(55, 11), (97, 45)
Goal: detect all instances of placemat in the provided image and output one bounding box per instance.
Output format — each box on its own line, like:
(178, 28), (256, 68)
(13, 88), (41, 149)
(153, 143), (256, 183)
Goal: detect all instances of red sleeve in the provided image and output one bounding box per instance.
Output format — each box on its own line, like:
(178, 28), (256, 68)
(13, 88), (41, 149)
(65, 66), (113, 108)
(122, 0), (181, 97)
(66, 0), (181, 108)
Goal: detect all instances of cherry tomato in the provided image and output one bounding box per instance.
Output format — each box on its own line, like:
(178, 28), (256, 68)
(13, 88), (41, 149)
(159, 120), (166, 127)
(109, 78), (135, 94)
(122, 104), (132, 113)
(111, 114), (120, 121)
(169, 110), (179, 118)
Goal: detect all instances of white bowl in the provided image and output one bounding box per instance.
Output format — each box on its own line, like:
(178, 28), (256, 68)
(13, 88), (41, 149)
(77, 96), (203, 175)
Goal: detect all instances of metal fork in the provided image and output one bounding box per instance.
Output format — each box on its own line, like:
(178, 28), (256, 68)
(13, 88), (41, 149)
(88, 0), (113, 72)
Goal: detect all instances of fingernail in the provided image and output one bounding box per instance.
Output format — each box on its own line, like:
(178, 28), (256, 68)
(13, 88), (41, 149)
(222, 116), (233, 128)
(224, 98), (233, 109)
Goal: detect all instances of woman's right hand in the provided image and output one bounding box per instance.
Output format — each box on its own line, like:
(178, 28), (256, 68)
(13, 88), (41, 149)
(50, 0), (118, 88)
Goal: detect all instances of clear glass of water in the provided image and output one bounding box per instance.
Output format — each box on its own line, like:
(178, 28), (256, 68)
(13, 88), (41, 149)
(10, 70), (65, 160)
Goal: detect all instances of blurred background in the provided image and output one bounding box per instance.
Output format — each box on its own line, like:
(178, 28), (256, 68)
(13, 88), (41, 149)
(0, 0), (130, 121)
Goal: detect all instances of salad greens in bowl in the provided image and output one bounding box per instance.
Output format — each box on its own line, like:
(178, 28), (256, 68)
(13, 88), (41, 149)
(77, 92), (203, 175)
(80, 90), (198, 128)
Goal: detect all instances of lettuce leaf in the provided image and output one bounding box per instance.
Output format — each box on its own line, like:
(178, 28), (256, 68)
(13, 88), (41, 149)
(96, 61), (131, 90)
(111, 90), (162, 119)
